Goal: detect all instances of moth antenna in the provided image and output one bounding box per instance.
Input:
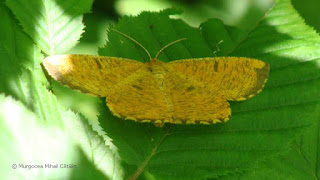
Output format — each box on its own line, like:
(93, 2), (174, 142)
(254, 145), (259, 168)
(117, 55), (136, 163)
(112, 29), (152, 60)
(155, 38), (187, 59)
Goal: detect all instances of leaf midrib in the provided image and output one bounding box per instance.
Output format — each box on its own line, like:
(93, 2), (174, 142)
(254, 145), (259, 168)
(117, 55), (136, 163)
(42, 0), (54, 55)
(294, 142), (319, 180)
(128, 126), (172, 180)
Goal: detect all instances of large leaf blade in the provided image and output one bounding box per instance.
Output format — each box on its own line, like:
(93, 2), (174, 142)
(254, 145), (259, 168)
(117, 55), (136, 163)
(98, 0), (320, 179)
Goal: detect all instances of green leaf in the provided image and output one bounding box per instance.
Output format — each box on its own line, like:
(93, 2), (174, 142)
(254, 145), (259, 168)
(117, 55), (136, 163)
(6, 0), (94, 55)
(115, 0), (274, 29)
(98, 0), (320, 179)
(67, 11), (113, 55)
(220, 109), (320, 180)
(62, 107), (124, 179)
(292, 0), (320, 33)
(0, 0), (60, 125)
(0, 1), (121, 178)
(0, 94), (106, 180)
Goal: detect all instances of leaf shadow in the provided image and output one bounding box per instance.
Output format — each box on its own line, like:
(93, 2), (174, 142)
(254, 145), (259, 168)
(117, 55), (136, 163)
(0, 1), (40, 105)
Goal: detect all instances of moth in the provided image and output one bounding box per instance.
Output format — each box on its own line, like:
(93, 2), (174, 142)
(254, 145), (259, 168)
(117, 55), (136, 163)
(43, 30), (269, 126)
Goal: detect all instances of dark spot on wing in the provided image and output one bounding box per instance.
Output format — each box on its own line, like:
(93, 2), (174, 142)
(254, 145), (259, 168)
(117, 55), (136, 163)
(213, 61), (218, 72)
(149, 25), (153, 29)
(95, 59), (102, 69)
(186, 85), (195, 92)
(132, 85), (143, 90)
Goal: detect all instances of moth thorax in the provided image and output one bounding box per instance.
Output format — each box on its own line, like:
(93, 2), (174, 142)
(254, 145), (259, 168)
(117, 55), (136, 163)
(146, 59), (166, 74)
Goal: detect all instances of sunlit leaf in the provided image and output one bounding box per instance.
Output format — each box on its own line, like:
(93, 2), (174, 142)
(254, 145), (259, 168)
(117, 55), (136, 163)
(0, 1), (121, 178)
(6, 0), (94, 55)
(0, 94), (106, 180)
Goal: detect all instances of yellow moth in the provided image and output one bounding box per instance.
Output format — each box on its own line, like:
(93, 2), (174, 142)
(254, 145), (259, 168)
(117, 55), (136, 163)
(43, 30), (269, 126)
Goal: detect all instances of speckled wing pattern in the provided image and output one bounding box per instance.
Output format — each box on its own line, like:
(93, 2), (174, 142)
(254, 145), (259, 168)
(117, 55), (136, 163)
(106, 66), (231, 125)
(43, 55), (269, 126)
(167, 57), (270, 101)
(163, 71), (231, 124)
(106, 66), (172, 123)
(43, 55), (143, 97)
